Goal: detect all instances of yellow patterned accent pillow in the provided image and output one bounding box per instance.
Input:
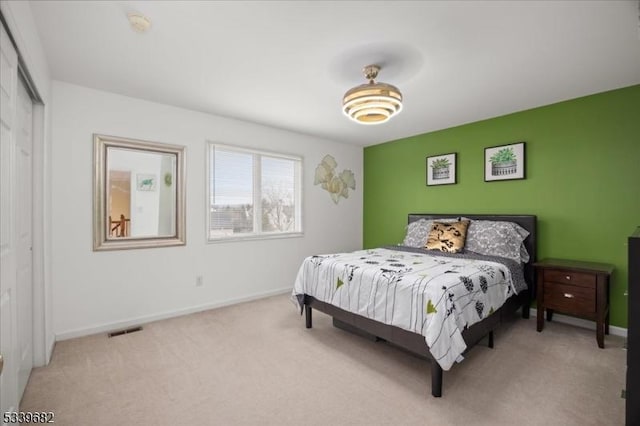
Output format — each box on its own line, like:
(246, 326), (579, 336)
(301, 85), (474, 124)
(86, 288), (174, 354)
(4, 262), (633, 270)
(425, 220), (470, 253)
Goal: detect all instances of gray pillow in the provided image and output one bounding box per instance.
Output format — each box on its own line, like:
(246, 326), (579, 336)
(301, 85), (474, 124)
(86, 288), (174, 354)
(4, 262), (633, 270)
(402, 217), (460, 248)
(465, 220), (530, 263)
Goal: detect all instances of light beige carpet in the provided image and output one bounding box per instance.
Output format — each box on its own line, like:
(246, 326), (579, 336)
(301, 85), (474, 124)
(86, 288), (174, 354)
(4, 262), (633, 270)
(21, 294), (626, 426)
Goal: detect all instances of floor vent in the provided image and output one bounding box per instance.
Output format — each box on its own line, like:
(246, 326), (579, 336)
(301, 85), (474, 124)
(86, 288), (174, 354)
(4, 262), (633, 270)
(108, 326), (143, 338)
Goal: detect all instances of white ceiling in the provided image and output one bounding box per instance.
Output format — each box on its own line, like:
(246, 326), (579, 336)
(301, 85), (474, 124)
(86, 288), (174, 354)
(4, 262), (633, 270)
(30, 1), (640, 146)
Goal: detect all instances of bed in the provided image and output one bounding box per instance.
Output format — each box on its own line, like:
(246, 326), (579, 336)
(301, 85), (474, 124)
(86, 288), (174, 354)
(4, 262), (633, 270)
(292, 214), (537, 397)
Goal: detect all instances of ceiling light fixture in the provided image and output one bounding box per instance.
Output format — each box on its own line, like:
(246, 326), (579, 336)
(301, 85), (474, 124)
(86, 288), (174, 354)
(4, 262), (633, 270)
(127, 13), (151, 33)
(342, 65), (403, 125)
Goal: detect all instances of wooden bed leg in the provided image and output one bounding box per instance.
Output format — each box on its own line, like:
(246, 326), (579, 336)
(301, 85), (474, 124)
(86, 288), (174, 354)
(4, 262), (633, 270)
(305, 304), (312, 329)
(488, 331), (494, 349)
(431, 362), (443, 398)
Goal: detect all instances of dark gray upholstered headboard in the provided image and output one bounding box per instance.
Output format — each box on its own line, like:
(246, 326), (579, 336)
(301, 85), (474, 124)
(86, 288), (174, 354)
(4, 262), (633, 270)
(408, 214), (537, 296)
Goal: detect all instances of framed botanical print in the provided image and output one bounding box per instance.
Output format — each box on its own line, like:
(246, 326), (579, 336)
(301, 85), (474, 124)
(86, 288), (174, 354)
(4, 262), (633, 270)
(426, 153), (456, 186)
(136, 173), (157, 191)
(484, 142), (525, 182)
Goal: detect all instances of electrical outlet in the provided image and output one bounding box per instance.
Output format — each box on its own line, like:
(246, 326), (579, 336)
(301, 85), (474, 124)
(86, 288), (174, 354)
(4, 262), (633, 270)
(196, 276), (203, 287)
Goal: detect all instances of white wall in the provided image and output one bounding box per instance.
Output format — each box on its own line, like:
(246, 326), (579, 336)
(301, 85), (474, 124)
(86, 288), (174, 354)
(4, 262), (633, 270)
(51, 81), (363, 339)
(0, 0), (54, 365)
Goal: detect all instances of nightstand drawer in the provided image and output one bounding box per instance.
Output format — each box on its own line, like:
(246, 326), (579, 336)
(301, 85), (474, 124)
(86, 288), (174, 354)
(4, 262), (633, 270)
(543, 282), (595, 315)
(544, 269), (596, 288)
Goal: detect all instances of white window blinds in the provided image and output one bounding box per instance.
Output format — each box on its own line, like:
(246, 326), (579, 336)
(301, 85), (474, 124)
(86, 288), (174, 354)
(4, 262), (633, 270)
(208, 144), (302, 241)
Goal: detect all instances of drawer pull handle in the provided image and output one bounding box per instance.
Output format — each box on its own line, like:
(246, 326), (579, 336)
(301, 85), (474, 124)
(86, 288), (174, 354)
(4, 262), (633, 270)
(563, 293), (574, 299)
(565, 275), (571, 280)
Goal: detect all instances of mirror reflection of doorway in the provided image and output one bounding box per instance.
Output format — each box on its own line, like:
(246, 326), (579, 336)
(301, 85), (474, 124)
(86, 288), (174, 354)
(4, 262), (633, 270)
(108, 170), (131, 237)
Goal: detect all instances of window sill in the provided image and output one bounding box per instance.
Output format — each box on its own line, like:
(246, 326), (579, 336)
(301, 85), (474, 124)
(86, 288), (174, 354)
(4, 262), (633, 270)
(207, 232), (304, 244)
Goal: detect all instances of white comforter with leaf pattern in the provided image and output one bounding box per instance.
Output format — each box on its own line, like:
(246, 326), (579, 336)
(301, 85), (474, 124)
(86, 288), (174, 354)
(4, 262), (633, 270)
(291, 247), (520, 370)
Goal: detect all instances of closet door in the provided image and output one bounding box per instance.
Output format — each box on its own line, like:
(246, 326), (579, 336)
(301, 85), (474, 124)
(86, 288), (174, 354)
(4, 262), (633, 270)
(0, 18), (20, 416)
(1, 18), (34, 415)
(16, 72), (34, 400)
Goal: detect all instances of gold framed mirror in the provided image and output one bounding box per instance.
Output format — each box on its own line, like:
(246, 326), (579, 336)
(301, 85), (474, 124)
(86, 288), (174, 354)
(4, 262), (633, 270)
(93, 134), (186, 251)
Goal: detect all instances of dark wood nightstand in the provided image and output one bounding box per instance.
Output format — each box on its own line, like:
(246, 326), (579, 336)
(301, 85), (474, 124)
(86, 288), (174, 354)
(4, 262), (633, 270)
(534, 258), (614, 348)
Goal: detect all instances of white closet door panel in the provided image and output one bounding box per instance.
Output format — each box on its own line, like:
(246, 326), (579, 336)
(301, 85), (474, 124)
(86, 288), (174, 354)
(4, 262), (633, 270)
(15, 78), (33, 399)
(0, 19), (19, 417)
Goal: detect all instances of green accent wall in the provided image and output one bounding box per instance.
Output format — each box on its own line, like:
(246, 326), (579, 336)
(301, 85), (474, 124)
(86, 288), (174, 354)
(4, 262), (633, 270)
(363, 85), (640, 328)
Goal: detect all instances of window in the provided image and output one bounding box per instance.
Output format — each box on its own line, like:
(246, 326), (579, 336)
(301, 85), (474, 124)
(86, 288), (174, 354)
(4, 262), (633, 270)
(207, 143), (302, 241)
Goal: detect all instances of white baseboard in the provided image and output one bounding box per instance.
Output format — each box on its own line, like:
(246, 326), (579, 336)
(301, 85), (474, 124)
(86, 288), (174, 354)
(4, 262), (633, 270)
(528, 308), (627, 338)
(54, 292), (627, 342)
(55, 287), (292, 341)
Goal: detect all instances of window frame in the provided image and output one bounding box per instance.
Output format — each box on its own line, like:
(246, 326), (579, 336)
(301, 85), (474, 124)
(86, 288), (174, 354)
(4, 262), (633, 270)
(206, 142), (304, 243)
